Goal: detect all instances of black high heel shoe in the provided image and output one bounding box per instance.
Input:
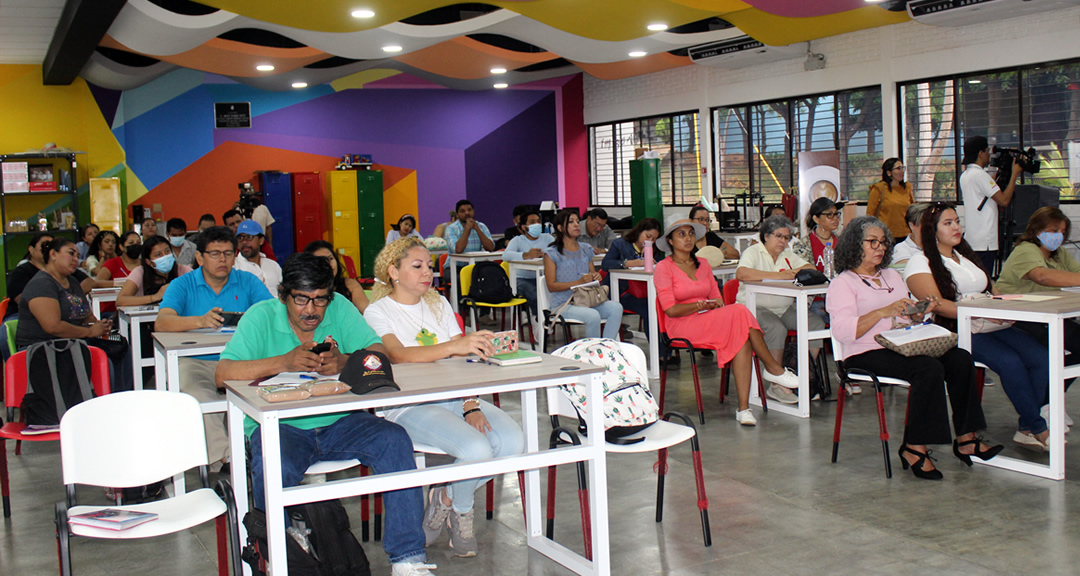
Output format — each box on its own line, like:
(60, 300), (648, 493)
(898, 444), (943, 480)
(952, 437), (1005, 467)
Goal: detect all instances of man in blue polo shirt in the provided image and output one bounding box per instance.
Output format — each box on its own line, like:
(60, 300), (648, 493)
(216, 253), (434, 576)
(155, 225), (272, 469)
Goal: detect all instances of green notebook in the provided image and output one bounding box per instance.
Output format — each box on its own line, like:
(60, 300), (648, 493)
(487, 350), (542, 367)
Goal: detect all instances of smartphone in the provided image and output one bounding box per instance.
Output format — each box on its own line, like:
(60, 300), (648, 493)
(904, 300), (931, 316)
(309, 342), (333, 354)
(219, 311), (243, 327)
(491, 330), (518, 355)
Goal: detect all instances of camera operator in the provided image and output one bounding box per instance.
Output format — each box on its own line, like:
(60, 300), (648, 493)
(235, 184), (276, 261)
(959, 135), (1022, 275)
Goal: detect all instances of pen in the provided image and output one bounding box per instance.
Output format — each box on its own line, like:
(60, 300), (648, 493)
(785, 258), (793, 270)
(466, 358), (490, 364)
(298, 375), (318, 380)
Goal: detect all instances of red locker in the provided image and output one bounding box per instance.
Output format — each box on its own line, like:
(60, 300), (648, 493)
(291, 171), (326, 252)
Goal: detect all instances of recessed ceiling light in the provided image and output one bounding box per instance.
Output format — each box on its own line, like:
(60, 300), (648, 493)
(383, 45), (402, 53)
(491, 67), (507, 74)
(256, 64), (275, 71)
(292, 82), (308, 88)
(968, 79), (982, 84)
(647, 23), (668, 31)
(494, 83), (508, 89)
(628, 51), (647, 58)
(351, 9), (375, 18)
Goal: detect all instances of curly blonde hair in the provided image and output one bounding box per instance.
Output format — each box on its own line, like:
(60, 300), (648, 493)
(370, 236), (445, 321)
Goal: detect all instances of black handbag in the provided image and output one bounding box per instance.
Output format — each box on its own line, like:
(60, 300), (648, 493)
(793, 269), (828, 286)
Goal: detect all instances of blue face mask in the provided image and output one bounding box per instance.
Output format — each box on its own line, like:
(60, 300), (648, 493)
(168, 236), (186, 247)
(1037, 231), (1064, 252)
(152, 253), (176, 274)
(526, 223), (542, 237)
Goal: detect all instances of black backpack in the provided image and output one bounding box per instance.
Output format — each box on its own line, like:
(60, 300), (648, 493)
(242, 500), (370, 576)
(21, 339), (95, 426)
(781, 341), (830, 401)
(468, 261), (514, 304)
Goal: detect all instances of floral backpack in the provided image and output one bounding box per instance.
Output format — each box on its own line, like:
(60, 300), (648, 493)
(552, 338), (659, 445)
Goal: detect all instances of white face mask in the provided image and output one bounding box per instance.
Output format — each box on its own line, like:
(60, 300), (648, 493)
(168, 236), (186, 247)
(526, 223), (542, 237)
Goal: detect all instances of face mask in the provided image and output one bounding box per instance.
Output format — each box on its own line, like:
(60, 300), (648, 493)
(1037, 231), (1064, 252)
(168, 236), (186, 247)
(527, 223), (542, 237)
(152, 253), (176, 274)
(125, 244), (143, 259)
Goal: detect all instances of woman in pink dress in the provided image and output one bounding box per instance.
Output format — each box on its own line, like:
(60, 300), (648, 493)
(654, 216), (798, 426)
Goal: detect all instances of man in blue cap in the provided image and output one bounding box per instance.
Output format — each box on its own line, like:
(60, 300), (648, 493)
(235, 219), (282, 294)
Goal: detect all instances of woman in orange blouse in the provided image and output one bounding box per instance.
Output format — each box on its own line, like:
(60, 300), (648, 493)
(867, 158), (915, 242)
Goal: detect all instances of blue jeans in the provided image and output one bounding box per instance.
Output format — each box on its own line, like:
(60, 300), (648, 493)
(516, 277), (538, 317)
(391, 399), (524, 513)
(972, 327), (1050, 434)
(249, 411), (427, 564)
(560, 300), (623, 339)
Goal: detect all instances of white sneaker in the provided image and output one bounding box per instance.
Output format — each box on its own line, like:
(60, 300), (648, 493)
(761, 367), (799, 389)
(392, 561), (438, 576)
(1013, 431), (1048, 453)
(735, 409), (757, 426)
(1039, 405), (1073, 433)
(846, 383), (862, 395)
(766, 384), (798, 405)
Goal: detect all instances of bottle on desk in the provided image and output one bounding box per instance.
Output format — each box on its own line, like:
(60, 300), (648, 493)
(823, 243), (835, 279)
(643, 240), (654, 272)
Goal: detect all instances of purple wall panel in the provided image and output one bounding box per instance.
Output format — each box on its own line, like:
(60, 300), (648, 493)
(464, 93), (557, 233)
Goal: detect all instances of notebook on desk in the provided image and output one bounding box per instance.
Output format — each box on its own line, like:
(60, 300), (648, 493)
(487, 350), (542, 366)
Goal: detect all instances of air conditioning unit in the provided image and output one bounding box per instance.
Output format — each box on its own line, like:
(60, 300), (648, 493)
(908, 0), (1080, 27)
(688, 36), (807, 69)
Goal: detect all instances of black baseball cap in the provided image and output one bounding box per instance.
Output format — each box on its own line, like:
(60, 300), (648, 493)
(341, 349), (400, 395)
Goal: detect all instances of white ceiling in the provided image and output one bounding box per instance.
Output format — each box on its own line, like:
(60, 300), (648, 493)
(0, 0), (63, 64)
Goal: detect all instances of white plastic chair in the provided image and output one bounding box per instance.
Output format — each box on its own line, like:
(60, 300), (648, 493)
(545, 342), (710, 556)
(829, 332), (911, 478)
(536, 272), (604, 352)
(55, 390), (239, 576)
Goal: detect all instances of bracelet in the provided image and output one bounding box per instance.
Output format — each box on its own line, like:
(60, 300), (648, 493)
(463, 408), (482, 417)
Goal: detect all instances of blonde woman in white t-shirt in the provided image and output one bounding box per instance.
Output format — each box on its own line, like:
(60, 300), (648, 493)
(365, 237), (524, 559)
(905, 203), (1056, 453)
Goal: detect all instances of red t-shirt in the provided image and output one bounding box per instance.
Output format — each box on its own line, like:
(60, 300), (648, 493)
(808, 232), (837, 272)
(101, 257), (137, 280)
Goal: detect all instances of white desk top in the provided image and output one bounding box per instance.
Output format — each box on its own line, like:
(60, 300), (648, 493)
(957, 291), (1080, 316)
(152, 330), (234, 351)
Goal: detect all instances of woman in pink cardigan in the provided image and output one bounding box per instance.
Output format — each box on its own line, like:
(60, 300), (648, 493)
(826, 215), (1002, 480)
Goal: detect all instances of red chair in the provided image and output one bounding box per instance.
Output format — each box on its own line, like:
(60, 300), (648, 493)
(655, 298), (767, 424)
(341, 254), (358, 279)
(1, 346), (111, 518)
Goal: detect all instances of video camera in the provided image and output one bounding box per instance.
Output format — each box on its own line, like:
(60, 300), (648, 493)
(990, 146), (1040, 189)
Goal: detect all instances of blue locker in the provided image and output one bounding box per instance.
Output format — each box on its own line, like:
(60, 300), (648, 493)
(258, 171), (294, 260)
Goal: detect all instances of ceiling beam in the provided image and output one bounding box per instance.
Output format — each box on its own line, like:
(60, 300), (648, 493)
(42, 0), (128, 85)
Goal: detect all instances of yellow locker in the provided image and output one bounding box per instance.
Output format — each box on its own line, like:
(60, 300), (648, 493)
(328, 171), (359, 211)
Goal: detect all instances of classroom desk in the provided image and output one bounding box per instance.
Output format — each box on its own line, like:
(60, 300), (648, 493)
(956, 291), (1080, 480)
(117, 305), (158, 390)
(719, 232), (758, 254)
(88, 287), (120, 319)
(226, 355), (611, 576)
(447, 251), (503, 315)
(152, 329), (234, 414)
(605, 265), (740, 380)
(741, 281), (830, 418)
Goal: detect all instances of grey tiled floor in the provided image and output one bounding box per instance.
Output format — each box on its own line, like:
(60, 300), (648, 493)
(2, 347), (1079, 575)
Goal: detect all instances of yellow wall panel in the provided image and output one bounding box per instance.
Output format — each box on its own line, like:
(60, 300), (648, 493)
(382, 171), (418, 238)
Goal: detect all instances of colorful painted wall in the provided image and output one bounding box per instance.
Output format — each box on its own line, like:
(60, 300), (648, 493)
(0, 64), (586, 293)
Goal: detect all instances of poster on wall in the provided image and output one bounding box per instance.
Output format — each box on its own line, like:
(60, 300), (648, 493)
(797, 150), (841, 237)
(214, 102), (251, 129)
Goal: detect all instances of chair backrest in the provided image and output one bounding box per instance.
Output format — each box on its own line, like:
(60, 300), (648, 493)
(723, 278), (739, 306)
(60, 390), (209, 488)
(653, 296), (670, 338)
(0, 298), (8, 322)
(455, 312), (465, 333)
(546, 341), (647, 419)
(5, 346), (112, 419)
(459, 263), (475, 298)
(438, 252), (449, 271)
(4, 319), (17, 356)
(829, 329), (846, 365)
(342, 254), (358, 279)
(535, 271), (552, 312)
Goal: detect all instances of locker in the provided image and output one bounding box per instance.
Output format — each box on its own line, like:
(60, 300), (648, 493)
(291, 172), (325, 252)
(258, 171), (294, 260)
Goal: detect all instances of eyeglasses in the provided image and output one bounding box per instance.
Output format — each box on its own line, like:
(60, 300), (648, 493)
(201, 250), (235, 260)
(863, 238), (888, 250)
(891, 166), (906, 172)
(771, 233), (793, 242)
(819, 211), (839, 219)
(289, 293), (332, 307)
(693, 216), (712, 225)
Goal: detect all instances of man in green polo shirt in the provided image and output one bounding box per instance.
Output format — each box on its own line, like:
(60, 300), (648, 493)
(216, 253), (435, 576)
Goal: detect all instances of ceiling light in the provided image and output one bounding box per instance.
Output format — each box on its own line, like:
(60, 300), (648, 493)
(968, 79), (982, 84)
(382, 45), (402, 53)
(494, 83), (508, 89)
(292, 82), (308, 88)
(628, 51), (647, 58)
(647, 23), (668, 31)
(491, 67), (507, 74)
(256, 64), (275, 71)
(351, 9), (375, 18)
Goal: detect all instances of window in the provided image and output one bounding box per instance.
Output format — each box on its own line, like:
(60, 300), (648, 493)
(899, 59), (1080, 201)
(589, 112), (701, 206)
(712, 87), (883, 207)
